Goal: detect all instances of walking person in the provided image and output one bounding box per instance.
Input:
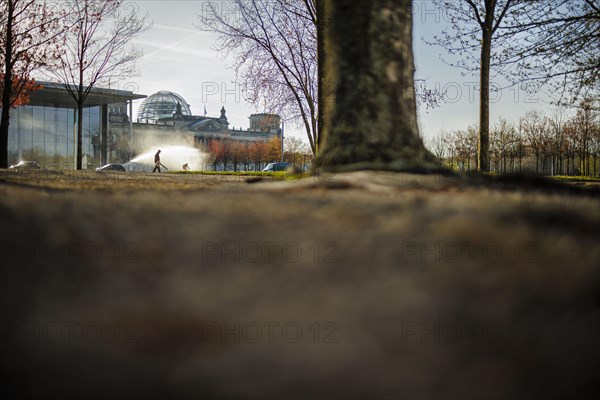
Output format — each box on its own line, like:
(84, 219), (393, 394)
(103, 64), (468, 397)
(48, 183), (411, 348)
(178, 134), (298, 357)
(153, 150), (162, 173)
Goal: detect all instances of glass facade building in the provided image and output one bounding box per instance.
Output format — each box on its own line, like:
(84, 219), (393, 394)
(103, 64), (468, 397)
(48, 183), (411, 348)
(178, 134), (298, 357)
(6, 81), (146, 169)
(8, 105), (100, 169)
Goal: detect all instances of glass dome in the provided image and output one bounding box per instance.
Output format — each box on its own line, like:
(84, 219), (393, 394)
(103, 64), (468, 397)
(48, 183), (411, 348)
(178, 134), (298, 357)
(136, 90), (192, 122)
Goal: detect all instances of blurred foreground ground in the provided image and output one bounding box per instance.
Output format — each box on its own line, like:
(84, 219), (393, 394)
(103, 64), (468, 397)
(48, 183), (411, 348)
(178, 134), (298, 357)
(1, 170), (599, 399)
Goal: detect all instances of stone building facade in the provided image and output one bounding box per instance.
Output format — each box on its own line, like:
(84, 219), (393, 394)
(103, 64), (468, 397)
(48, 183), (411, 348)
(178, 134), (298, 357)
(129, 91), (281, 153)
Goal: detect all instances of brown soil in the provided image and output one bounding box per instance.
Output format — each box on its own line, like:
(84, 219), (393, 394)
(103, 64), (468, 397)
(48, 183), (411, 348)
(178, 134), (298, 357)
(1, 170), (599, 399)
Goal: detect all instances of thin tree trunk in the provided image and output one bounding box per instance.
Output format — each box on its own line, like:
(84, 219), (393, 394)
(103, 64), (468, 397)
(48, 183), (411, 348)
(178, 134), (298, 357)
(0, 77), (11, 168)
(560, 155), (563, 175)
(316, 0), (437, 172)
(478, 25), (492, 173)
(77, 103), (83, 170)
(586, 152), (590, 176)
(77, 68), (84, 170)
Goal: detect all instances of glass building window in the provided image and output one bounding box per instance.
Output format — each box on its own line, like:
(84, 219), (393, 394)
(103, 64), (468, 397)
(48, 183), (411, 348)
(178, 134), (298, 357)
(7, 104), (100, 169)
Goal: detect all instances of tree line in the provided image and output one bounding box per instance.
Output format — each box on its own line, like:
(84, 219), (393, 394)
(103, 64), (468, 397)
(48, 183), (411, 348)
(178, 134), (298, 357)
(204, 136), (313, 172)
(429, 100), (600, 176)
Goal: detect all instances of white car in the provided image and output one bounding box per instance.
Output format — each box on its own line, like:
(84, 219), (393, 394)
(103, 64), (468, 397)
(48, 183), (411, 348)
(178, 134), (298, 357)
(262, 162), (290, 172)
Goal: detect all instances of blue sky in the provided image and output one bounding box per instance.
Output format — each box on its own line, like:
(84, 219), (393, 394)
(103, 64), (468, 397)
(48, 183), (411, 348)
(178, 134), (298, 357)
(127, 1), (555, 143)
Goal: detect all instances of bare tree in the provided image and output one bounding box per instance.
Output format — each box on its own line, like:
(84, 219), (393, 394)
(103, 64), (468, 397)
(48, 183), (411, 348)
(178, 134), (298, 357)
(521, 110), (549, 174)
(250, 140), (267, 170)
(490, 117), (515, 173)
(220, 138), (234, 170)
(590, 117), (600, 176)
(207, 139), (222, 170)
(499, 0), (600, 105)
(283, 136), (306, 165)
(454, 125), (478, 172)
(563, 122), (578, 175)
(231, 140), (246, 172)
(428, 0), (599, 173)
(48, 0), (150, 170)
(569, 100), (598, 176)
(240, 141), (252, 171)
(512, 121), (528, 173)
(440, 131), (457, 170)
(0, 0), (67, 167)
(428, 0), (530, 173)
(425, 133), (449, 167)
(548, 108), (568, 175)
(198, 0), (319, 156)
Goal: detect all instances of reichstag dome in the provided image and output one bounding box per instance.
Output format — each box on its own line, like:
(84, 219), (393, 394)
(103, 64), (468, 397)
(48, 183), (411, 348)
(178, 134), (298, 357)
(136, 90), (192, 123)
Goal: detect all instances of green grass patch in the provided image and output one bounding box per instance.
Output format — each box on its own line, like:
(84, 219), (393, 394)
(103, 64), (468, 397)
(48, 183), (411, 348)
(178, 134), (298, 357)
(168, 170), (279, 177)
(549, 175), (600, 183)
(168, 170), (311, 182)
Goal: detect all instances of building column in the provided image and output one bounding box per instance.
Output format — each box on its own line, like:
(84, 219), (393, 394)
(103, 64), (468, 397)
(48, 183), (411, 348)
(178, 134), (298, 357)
(129, 100), (133, 141)
(101, 104), (109, 165)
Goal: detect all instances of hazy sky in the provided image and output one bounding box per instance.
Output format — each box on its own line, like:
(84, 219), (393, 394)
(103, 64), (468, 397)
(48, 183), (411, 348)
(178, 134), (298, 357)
(127, 0), (555, 143)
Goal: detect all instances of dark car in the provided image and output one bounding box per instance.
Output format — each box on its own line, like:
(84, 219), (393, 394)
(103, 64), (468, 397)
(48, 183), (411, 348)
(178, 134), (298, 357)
(262, 162), (290, 172)
(8, 161), (41, 170)
(95, 163), (126, 172)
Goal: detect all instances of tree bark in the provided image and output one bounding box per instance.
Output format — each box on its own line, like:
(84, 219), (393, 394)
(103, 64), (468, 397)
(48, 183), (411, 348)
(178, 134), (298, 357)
(478, 14), (493, 173)
(316, 0), (327, 155)
(0, 75), (11, 168)
(77, 103), (83, 170)
(316, 0), (437, 172)
(77, 70), (84, 170)
(0, 0), (14, 168)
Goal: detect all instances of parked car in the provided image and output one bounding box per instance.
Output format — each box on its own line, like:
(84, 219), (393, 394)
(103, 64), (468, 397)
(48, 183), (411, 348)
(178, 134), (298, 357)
(8, 161), (41, 170)
(262, 162), (290, 172)
(95, 163), (126, 172)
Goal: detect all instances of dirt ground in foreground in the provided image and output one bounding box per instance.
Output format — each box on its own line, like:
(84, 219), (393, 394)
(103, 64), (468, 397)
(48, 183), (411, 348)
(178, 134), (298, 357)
(1, 170), (599, 399)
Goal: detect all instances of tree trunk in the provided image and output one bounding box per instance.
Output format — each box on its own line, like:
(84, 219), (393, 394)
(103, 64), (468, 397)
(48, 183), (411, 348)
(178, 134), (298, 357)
(478, 22), (493, 173)
(586, 151), (590, 176)
(316, 0), (327, 155)
(559, 153), (562, 174)
(77, 102), (84, 170)
(0, 77), (11, 168)
(0, 1), (14, 168)
(316, 0), (437, 172)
